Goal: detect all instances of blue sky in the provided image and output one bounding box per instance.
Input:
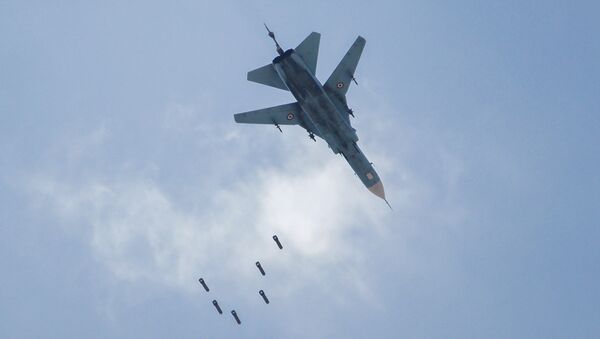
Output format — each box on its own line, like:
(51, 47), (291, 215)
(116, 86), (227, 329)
(1, 1), (599, 338)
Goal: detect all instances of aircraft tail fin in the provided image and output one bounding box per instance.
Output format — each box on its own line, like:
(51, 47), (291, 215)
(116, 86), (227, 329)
(324, 36), (366, 96)
(247, 64), (289, 91)
(295, 32), (320, 75)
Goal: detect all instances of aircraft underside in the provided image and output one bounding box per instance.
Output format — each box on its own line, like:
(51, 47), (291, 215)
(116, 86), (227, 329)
(233, 28), (389, 205)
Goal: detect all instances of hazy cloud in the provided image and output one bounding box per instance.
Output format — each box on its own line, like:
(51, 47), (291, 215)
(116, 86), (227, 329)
(25, 121), (398, 302)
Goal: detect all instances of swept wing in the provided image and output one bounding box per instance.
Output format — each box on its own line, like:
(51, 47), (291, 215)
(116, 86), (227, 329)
(234, 102), (302, 126)
(324, 36), (366, 97)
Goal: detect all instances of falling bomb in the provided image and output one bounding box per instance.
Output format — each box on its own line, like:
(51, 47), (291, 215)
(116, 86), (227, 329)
(231, 310), (241, 324)
(259, 290), (270, 304)
(272, 235), (283, 249)
(212, 300), (223, 314)
(198, 278), (209, 292)
(255, 261), (266, 276)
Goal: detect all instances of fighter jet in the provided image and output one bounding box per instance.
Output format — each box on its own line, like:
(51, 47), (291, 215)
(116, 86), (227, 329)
(234, 26), (389, 206)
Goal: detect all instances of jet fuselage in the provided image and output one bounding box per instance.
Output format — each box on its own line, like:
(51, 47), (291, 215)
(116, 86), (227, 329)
(272, 49), (384, 197)
(273, 49), (356, 152)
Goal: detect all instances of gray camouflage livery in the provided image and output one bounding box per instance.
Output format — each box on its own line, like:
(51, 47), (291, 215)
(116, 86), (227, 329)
(234, 28), (388, 204)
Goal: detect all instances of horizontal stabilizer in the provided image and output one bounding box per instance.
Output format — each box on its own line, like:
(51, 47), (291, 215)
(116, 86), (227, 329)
(295, 32), (320, 75)
(324, 36), (366, 97)
(247, 64), (289, 91)
(234, 102), (302, 125)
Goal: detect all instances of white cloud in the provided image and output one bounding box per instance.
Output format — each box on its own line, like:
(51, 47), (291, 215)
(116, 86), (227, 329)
(23, 97), (468, 318)
(26, 137), (391, 302)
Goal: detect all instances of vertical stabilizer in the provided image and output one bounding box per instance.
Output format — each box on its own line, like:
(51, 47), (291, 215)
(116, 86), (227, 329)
(295, 32), (321, 75)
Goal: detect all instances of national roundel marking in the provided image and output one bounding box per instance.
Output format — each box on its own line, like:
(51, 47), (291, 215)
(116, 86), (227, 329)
(336, 82), (344, 89)
(287, 113), (294, 120)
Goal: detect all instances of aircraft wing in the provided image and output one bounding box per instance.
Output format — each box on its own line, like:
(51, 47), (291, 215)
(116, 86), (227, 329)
(295, 32), (320, 75)
(247, 64), (289, 91)
(324, 36), (366, 97)
(234, 102), (302, 126)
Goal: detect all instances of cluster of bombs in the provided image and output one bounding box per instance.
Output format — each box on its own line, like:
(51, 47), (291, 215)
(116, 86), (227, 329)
(198, 235), (284, 325)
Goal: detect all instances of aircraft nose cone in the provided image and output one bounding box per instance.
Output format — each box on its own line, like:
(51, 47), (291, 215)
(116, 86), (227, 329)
(368, 181), (386, 200)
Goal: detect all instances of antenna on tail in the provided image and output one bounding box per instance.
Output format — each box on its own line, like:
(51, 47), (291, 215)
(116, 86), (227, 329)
(264, 23), (284, 56)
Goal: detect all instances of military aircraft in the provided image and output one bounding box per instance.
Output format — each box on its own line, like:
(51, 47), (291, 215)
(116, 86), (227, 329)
(234, 26), (389, 207)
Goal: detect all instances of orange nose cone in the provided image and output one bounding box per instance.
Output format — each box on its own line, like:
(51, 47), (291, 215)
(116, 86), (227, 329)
(368, 181), (386, 200)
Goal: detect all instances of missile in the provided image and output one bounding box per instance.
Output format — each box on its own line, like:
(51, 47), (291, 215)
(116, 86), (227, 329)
(259, 290), (270, 304)
(212, 300), (223, 314)
(272, 235), (283, 249)
(198, 278), (209, 292)
(255, 261), (266, 276)
(231, 310), (241, 325)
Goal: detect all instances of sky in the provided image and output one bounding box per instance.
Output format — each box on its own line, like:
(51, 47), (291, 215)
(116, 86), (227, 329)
(1, 1), (599, 338)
